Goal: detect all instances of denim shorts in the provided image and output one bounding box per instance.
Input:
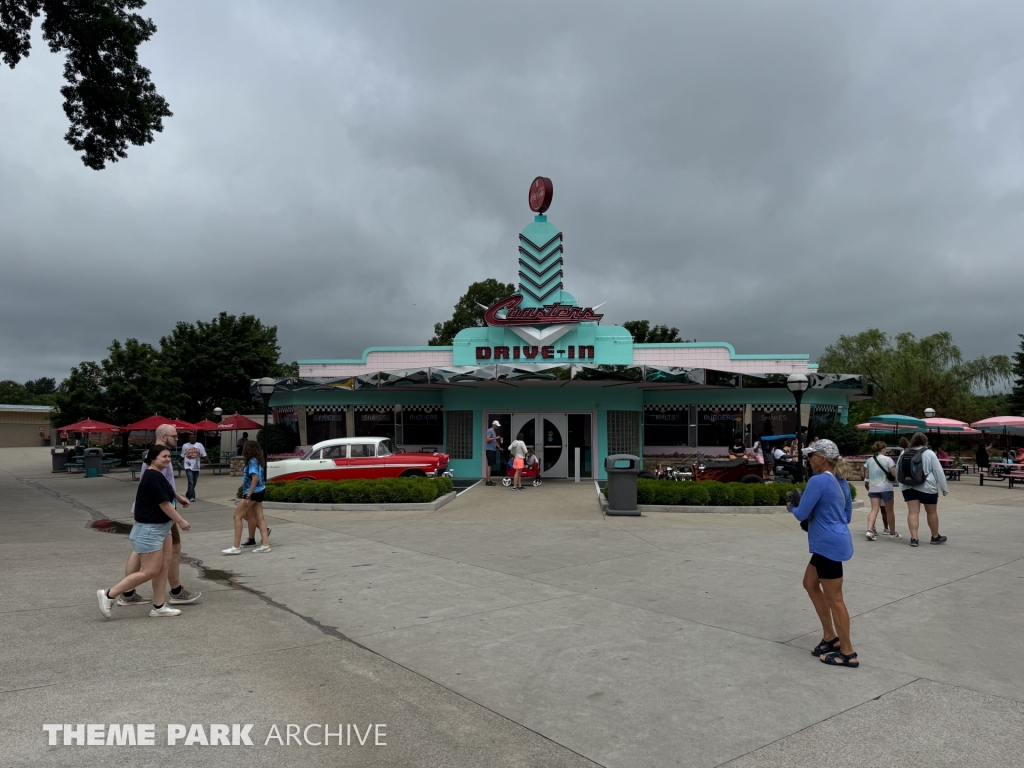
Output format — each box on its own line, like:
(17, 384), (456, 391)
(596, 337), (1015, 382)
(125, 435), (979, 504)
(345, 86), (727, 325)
(868, 491), (894, 501)
(128, 521), (173, 554)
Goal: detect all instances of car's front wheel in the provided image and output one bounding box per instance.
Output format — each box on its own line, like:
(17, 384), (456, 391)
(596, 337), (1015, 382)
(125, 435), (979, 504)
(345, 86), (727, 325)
(400, 470), (428, 478)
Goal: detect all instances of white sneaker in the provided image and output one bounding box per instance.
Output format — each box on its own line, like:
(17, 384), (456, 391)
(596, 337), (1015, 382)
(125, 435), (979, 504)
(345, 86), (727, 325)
(149, 604), (182, 618)
(866, 530), (877, 541)
(253, 544), (271, 553)
(889, 531), (903, 539)
(222, 546), (242, 555)
(882, 529), (891, 536)
(97, 589), (115, 619)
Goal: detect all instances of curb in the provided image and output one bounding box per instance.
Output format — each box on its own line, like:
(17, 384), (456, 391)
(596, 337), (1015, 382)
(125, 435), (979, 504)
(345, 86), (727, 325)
(600, 497), (864, 515)
(259, 491), (457, 513)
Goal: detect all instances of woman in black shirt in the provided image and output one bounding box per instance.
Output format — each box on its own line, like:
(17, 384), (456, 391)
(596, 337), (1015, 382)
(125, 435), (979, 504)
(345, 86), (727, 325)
(97, 445), (191, 619)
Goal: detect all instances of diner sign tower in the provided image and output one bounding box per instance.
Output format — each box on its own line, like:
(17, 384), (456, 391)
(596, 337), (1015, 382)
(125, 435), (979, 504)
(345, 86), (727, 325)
(451, 177), (633, 365)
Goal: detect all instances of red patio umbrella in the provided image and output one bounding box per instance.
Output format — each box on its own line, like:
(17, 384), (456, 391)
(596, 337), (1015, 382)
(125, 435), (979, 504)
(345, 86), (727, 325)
(56, 418), (122, 433)
(192, 419), (221, 431)
(216, 413), (264, 430)
(122, 415), (200, 432)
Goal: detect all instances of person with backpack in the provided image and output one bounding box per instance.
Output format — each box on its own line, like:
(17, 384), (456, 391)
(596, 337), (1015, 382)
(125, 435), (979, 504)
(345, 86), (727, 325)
(897, 432), (948, 547)
(863, 441), (900, 540)
(787, 439), (858, 668)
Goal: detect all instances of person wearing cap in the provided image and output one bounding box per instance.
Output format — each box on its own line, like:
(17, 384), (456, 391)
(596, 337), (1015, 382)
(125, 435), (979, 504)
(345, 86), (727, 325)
(485, 420), (502, 486)
(788, 439), (858, 668)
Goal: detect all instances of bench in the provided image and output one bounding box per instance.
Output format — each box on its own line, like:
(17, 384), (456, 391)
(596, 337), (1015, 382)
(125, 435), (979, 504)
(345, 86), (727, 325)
(1007, 472), (1024, 489)
(944, 468), (965, 481)
(210, 462), (231, 475)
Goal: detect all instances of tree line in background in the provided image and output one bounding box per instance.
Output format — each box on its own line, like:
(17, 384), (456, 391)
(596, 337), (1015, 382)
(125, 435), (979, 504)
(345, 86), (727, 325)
(48, 313), (296, 428)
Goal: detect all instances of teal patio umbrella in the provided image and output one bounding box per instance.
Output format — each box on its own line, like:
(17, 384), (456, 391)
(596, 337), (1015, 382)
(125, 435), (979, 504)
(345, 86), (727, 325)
(868, 414), (927, 442)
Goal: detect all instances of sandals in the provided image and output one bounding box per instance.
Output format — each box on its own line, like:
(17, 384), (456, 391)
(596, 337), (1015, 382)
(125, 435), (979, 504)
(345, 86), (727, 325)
(821, 650), (859, 668)
(811, 637), (840, 656)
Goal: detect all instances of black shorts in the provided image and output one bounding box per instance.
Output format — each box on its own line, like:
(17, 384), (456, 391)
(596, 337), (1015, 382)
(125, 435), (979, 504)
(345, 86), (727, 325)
(902, 488), (939, 505)
(810, 553), (843, 580)
(247, 490), (265, 503)
(486, 450), (497, 467)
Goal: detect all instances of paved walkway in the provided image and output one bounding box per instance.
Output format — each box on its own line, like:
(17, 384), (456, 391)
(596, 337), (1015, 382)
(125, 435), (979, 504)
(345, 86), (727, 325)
(3, 447), (1023, 766)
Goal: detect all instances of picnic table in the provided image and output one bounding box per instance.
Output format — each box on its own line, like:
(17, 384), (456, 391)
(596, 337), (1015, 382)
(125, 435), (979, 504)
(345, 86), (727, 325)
(979, 463), (1024, 487)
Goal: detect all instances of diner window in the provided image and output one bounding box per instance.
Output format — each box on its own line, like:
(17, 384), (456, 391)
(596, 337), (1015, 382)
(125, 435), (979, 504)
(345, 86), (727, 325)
(307, 411), (345, 444)
(403, 410), (444, 446)
(643, 408), (689, 453)
(751, 406), (798, 442)
(697, 408), (742, 446)
(355, 409), (395, 439)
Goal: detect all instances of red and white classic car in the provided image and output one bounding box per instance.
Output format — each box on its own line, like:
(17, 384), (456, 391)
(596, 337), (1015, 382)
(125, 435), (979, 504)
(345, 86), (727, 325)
(267, 437), (451, 482)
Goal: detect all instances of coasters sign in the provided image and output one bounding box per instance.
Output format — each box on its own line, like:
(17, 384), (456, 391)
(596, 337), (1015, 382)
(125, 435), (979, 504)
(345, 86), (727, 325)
(528, 176), (553, 214)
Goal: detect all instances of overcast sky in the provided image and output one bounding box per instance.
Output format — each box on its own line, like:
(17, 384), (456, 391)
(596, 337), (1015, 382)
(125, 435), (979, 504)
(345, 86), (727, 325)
(1, 1), (1022, 384)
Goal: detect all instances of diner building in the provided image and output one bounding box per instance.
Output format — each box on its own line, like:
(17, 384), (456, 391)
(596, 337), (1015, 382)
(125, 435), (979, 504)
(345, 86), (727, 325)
(262, 181), (863, 479)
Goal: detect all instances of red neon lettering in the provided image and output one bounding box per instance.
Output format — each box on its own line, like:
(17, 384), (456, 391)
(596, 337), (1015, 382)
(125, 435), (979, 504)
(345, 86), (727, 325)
(578, 345), (595, 359)
(484, 295), (604, 326)
(568, 346), (575, 359)
(494, 346), (510, 360)
(541, 345), (554, 359)
(476, 347), (491, 360)
(523, 346), (539, 359)
(513, 346), (520, 359)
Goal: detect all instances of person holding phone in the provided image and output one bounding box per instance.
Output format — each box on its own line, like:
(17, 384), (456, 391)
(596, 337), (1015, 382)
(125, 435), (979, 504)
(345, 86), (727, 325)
(97, 445), (191, 619)
(788, 439), (857, 668)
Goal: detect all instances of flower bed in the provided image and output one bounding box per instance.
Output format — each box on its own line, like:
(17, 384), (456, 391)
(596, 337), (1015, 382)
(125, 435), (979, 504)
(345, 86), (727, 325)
(605, 480), (856, 506)
(239, 477), (454, 505)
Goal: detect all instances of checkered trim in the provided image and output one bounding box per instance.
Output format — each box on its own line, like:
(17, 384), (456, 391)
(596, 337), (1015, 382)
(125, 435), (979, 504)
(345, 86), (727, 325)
(307, 405), (345, 413)
(644, 404), (690, 412)
(751, 404), (797, 412)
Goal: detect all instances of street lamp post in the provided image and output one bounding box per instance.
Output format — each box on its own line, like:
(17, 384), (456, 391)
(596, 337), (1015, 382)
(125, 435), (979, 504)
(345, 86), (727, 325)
(213, 406), (223, 422)
(787, 373), (810, 481)
(256, 378), (276, 458)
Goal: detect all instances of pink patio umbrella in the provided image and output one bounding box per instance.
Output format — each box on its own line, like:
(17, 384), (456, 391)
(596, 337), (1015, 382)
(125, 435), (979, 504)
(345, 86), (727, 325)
(970, 416), (1024, 451)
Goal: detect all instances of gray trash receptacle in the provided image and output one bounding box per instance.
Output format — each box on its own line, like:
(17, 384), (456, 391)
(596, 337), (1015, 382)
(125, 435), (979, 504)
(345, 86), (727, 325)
(51, 447), (69, 473)
(83, 447), (103, 478)
(604, 454), (643, 516)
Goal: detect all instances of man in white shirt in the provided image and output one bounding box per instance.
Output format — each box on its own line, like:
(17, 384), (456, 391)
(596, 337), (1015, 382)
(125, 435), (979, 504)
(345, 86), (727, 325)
(180, 432), (207, 502)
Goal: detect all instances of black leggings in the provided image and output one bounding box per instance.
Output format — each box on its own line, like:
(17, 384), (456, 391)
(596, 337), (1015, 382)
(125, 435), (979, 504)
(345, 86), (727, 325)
(810, 553), (843, 580)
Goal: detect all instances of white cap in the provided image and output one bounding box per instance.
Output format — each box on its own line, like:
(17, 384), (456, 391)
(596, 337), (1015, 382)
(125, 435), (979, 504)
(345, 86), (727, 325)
(492, 420), (501, 426)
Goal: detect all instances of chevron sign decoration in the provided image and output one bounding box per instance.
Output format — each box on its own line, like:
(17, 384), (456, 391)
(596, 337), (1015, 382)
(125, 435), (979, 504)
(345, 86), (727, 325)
(518, 228), (564, 304)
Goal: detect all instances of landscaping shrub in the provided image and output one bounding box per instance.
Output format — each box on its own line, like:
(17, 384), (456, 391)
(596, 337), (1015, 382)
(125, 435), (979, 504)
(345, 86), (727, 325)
(704, 482), (732, 506)
(246, 476), (453, 504)
(678, 482), (710, 506)
(636, 480), (655, 504)
(751, 484), (778, 506)
(727, 483), (755, 506)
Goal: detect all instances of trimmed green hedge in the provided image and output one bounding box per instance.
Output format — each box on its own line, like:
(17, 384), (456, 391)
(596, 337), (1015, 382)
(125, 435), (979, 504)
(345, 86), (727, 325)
(238, 477), (455, 504)
(613, 479), (855, 506)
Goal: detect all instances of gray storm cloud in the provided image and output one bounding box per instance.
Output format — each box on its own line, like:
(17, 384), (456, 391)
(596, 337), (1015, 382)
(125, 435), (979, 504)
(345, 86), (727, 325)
(1, 0), (1021, 382)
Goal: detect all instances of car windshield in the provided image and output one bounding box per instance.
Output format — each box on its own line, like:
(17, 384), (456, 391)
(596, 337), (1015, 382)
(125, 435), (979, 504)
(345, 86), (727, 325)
(379, 439), (399, 456)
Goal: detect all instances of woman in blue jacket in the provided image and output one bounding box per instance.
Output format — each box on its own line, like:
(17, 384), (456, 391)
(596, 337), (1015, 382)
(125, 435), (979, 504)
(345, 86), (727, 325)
(788, 439), (857, 668)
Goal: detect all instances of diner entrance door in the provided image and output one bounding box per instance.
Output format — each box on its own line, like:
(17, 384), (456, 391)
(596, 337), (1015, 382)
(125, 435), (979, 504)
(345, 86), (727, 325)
(510, 413), (569, 478)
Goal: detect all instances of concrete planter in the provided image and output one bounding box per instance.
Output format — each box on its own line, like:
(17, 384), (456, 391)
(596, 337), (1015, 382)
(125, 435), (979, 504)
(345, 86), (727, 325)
(260, 491), (457, 513)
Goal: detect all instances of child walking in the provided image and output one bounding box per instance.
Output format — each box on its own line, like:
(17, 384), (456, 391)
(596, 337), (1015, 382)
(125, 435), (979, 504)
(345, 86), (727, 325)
(223, 441), (271, 554)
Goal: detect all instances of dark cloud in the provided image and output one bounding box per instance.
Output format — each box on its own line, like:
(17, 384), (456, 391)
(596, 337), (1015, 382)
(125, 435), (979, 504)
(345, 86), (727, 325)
(1, 0), (1022, 384)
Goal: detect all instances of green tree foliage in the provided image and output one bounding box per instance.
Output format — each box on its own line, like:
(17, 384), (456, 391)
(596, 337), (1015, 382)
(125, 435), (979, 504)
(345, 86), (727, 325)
(160, 312), (291, 422)
(258, 423), (299, 455)
(818, 330), (1011, 422)
(812, 421), (866, 456)
(52, 313), (292, 426)
(623, 320), (691, 344)
(0, 0), (171, 169)
(429, 279), (516, 345)
(0, 379), (56, 405)
(52, 361), (105, 424)
(1007, 334), (1024, 417)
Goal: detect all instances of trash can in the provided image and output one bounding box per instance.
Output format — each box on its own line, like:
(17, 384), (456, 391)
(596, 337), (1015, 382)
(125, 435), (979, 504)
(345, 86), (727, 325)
(50, 446), (70, 473)
(604, 454), (643, 516)
(83, 447), (103, 478)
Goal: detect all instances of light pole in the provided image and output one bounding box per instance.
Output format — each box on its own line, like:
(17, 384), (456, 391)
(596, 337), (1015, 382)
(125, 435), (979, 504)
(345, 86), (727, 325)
(213, 406), (223, 422)
(787, 373), (810, 481)
(256, 377), (276, 458)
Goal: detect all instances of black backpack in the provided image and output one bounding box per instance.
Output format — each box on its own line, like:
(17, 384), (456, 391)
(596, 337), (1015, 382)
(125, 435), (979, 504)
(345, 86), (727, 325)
(897, 448), (928, 486)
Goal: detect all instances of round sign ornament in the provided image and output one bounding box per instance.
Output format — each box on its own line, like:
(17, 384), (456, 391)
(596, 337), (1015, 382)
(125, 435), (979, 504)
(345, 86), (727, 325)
(528, 176), (553, 214)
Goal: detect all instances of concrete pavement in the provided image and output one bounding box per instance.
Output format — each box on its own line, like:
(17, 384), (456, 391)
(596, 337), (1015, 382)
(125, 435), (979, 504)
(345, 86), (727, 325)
(2, 447), (1022, 766)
